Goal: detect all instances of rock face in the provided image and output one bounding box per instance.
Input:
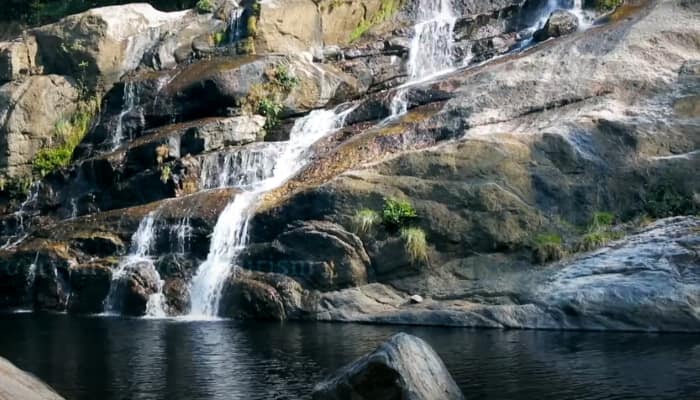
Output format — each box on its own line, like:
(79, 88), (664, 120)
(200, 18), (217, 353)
(312, 333), (464, 400)
(0, 356), (65, 400)
(0, 0), (698, 330)
(533, 10), (580, 41)
(32, 3), (216, 89)
(0, 75), (80, 177)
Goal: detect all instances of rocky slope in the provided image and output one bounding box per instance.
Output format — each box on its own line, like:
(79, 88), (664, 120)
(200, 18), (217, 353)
(0, 0), (697, 331)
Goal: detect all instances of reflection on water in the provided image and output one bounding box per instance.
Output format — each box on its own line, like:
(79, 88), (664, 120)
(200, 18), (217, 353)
(0, 313), (699, 400)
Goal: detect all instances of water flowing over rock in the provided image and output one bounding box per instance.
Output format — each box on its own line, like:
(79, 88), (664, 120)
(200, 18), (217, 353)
(0, 0), (697, 335)
(312, 332), (464, 400)
(189, 107), (354, 317)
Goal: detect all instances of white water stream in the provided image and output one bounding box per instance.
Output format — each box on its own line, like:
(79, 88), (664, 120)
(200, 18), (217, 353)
(389, 0), (458, 120)
(188, 107), (352, 317)
(112, 80), (137, 150)
(104, 211), (167, 316)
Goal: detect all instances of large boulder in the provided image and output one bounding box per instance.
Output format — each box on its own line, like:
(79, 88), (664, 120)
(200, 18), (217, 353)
(112, 260), (161, 316)
(31, 4), (219, 90)
(0, 356), (65, 400)
(0, 75), (79, 177)
(533, 10), (580, 41)
(312, 333), (464, 400)
(68, 261), (114, 313)
(240, 221), (370, 290)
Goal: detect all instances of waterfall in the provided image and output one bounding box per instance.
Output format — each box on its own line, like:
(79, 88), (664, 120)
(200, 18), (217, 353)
(407, 0), (457, 80)
(200, 144), (279, 190)
(1, 182), (41, 250)
(389, 0), (457, 119)
(112, 80), (137, 150)
(188, 107), (352, 317)
(170, 216), (192, 255)
(105, 211), (166, 316)
(227, 7), (245, 44)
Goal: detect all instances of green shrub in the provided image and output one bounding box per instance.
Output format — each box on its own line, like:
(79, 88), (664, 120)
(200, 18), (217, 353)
(643, 185), (698, 219)
(577, 230), (623, 252)
(382, 197), (417, 229)
(401, 227), (428, 264)
(576, 211), (624, 252)
(257, 97), (282, 130)
(196, 0), (215, 13)
(160, 165), (172, 184)
(273, 66), (299, 91)
(32, 99), (98, 177)
(352, 208), (380, 235)
(531, 233), (566, 264)
(594, 0), (622, 12)
(212, 31), (226, 46)
(591, 211), (615, 228)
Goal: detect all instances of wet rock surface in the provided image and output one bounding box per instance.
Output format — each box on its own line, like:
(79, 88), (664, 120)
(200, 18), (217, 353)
(0, 0), (697, 330)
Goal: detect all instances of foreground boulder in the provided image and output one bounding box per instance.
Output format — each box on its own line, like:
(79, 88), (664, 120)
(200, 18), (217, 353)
(0, 356), (64, 400)
(312, 333), (464, 400)
(533, 10), (580, 41)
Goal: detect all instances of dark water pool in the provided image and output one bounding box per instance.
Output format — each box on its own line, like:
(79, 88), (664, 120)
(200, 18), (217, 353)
(1, 312), (699, 399)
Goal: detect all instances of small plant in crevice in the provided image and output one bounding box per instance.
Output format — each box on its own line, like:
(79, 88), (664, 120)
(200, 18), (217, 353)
(241, 64), (299, 131)
(196, 0), (215, 13)
(160, 165), (172, 184)
(576, 211), (623, 253)
(382, 197), (417, 231)
(32, 98), (100, 177)
(352, 208), (380, 235)
(272, 65), (300, 91)
(212, 31), (226, 46)
(401, 227), (429, 265)
(531, 233), (566, 265)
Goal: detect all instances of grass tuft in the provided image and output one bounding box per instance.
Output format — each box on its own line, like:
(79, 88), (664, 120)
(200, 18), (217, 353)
(401, 227), (428, 264)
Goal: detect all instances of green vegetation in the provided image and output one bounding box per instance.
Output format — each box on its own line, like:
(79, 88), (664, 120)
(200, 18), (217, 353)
(578, 230), (623, 252)
(351, 198), (427, 265)
(349, 0), (402, 43)
(352, 208), (380, 235)
(241, 64), (299, 131)
(0, 175), (33, 199)
(273, 66), (300, 91)
(382, 197), (417, 230)
(643, 185), (698, 219)
(531, 233), (566, 264)
(576, 211), (623, 252)
(160, 165), (172, 184)
(32, 99), (99, 177)
(212, 31), (226, 46)
(196, 0), (215, 13)
(593, 0), (622, 12)
(401, 227), (429, 264)
(257, 97), (282, 130)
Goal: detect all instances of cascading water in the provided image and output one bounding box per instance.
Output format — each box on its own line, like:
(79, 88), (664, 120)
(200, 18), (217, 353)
(389, 0), (457, 120)
(1, 182), (41, 249)
(200, 144), (279, 189)
(105, 211), (166, 316)
(112, 80), (137, 150)
(188, 107), (353, 317)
